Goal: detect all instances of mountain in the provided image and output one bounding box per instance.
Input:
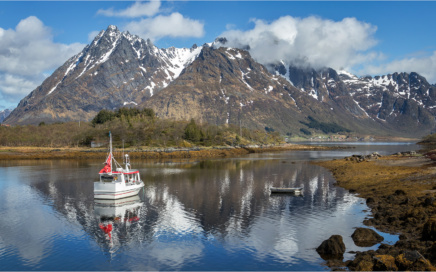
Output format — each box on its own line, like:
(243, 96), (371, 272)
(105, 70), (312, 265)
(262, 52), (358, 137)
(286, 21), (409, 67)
(340, 72), (436, 128)
(140, 46), (386, 136)
(0, 109), (12, 123)
(4, 25), (202, 125)
(4, 26), (436, 138)
(268, 62), (436, 136)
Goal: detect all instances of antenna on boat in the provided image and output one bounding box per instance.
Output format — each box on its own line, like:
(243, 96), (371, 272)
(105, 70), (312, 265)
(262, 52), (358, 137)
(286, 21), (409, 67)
(122, 139), (125, 164)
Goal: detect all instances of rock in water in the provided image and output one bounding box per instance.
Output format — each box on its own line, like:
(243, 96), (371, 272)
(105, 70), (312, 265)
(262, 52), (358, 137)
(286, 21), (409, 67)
(351, 228), (384, 247)
(316, 235), (346, 259)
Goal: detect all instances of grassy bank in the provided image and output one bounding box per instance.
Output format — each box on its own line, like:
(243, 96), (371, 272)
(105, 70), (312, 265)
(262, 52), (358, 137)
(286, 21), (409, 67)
(0, 143), (331, 160)
(0, 108), (285, 148)
(316, 153), (436, 271)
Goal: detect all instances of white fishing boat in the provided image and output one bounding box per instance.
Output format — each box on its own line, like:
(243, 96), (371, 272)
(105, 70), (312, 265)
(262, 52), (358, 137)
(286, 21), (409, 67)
(94, 132), (144, 200)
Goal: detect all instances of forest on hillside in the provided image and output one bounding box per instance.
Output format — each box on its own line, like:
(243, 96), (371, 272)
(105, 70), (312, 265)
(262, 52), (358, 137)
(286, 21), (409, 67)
(0, 108), (283, 148)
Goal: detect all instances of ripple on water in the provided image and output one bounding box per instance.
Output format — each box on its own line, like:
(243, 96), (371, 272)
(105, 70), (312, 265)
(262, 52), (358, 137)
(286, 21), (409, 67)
(0, 148), (407, 270)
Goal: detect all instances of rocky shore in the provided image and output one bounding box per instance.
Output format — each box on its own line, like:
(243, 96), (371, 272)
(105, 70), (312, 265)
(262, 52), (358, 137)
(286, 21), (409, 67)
(0, 143), (331, 160)
(316, 151), (436, 271)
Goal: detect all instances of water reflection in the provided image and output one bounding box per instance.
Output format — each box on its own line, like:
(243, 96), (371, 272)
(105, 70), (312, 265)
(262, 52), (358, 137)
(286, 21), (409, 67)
(94, 196), (143, 255)
(0, 145), (411, 270)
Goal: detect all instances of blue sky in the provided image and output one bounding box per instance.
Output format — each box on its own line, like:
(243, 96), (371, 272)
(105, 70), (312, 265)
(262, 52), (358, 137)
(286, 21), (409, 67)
(1, 1), (436, 110)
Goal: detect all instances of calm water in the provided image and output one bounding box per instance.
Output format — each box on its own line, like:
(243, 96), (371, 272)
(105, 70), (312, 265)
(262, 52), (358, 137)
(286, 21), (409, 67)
(0, 142), (419, 270)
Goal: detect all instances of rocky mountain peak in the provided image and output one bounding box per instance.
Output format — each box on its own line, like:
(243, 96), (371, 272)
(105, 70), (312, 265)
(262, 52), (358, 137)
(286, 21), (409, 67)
(4, 25), (204, 125)
(214, 37), (228, 45)
(4, 25), (436, 138)
(107, 24), (118, 31)
(0, 109), (12, 123)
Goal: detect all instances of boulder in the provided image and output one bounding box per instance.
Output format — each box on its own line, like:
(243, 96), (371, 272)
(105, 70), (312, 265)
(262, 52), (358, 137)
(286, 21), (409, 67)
(373, 255), (398, 271)
(424, 197), (435, 207)
(316, 235), (346, 259)
(351, 228), (384, 247)
(346, 251), (376, 271)
(430, 242), (436, 261)
(422, 217), (436, 241)
(366, 197), (375, 205)
(394, 189), (406, 196)
(395, 250), (436, 271)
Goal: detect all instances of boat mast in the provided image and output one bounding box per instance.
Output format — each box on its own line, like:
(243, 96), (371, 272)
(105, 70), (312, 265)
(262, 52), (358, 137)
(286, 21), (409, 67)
(109, 131), (113, 173)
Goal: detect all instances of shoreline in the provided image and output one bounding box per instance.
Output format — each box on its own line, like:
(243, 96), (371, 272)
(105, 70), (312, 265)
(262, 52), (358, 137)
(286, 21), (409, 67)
(315, 153), (436, 271)
(0, 143), (334, 160)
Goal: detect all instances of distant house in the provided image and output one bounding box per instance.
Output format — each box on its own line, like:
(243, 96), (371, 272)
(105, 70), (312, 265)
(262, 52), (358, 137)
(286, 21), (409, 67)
(91, 141), (105, 148)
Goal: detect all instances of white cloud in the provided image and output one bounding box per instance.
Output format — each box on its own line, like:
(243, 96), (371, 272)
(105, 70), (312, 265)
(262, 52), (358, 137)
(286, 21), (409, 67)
(0, 73), (45, 110)
(125, 12), (205, 41)
(0, 16), (85, 108)
(97, 1), (204, 42)
(0, 74), (42, 96)
(0, 16), (84, 76)
(217, 15), (436, 84)
(97, 1), (161, 18)
(217, 15), (379, 72)
(360, 51), (436, 84)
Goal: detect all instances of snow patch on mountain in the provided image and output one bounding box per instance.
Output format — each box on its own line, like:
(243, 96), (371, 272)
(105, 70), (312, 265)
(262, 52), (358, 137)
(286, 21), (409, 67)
(123, 31), (201, 81)
(163, 46), (203, 80)
(47, 82), (61, 96)
(45, 25), (203, 97)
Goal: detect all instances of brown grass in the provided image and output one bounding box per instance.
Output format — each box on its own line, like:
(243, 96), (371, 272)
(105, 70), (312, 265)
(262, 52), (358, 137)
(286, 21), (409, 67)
(0, 143), (332, 160)
(316, 156), (436, 199)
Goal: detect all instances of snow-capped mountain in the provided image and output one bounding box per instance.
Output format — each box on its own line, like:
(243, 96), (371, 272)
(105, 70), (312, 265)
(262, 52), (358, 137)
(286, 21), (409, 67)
(5, 25), (202, 125)
(340, 71), (436, 118)
(0, 109), (12, 123)
(4, 26), (436, 137)
(266, 61), (436, 136)
(52, 25), (202, 97)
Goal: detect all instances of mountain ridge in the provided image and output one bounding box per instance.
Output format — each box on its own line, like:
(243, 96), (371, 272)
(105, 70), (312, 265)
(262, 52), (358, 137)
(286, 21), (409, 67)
(4, 25), (202, 125)
(4, 26), (436, 138)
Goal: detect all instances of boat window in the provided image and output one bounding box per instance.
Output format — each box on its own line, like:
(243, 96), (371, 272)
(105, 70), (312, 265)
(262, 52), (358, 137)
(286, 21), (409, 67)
(101, 175), (114, 182)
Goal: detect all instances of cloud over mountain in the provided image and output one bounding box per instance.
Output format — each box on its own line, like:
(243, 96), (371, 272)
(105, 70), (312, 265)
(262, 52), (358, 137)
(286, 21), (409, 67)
(96, 1), (205, 42)
(0, 16), (84, 108)
(125, 12), (205, 41)
(218, 16), (379, 71)
(97, 1), (161, 18)
(218, 15), (436, 84)
(360, 51), (436, 84)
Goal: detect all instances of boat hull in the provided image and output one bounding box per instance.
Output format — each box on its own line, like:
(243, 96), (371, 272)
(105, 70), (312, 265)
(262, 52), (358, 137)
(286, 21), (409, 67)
(94, 182), (144, 200)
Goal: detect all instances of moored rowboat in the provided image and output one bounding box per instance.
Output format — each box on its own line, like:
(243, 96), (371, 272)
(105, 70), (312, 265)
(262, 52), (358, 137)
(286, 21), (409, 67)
(270, 187), (303, 194)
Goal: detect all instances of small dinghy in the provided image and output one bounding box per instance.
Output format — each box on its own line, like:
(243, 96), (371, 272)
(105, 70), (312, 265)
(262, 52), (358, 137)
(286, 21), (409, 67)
(270, 187), (303, 194)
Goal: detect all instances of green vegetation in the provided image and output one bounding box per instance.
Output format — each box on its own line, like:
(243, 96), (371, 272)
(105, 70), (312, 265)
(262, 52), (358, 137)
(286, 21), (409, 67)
(0, 108), (284, 148)
(300, 116), (351, 134)
(91, 108), (155, 126)
(184, 119), (205, 143)
(264, 126), (275, 133)
(419, 132), (436, 144)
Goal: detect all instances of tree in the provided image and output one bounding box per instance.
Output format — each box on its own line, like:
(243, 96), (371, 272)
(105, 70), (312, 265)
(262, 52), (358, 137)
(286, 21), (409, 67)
(183, 119), (204, 143)
(91, 109), (115, 126)
(300, 128), (312, 135)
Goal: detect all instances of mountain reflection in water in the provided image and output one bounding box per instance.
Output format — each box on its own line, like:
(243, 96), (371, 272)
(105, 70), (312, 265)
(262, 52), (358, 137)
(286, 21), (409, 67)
(0, 146), (413, 270)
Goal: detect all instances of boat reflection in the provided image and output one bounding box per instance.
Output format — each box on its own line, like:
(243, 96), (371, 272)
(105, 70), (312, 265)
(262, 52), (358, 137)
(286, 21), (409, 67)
(94, 195), (144, 254)
(23, 157), (376, 269)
